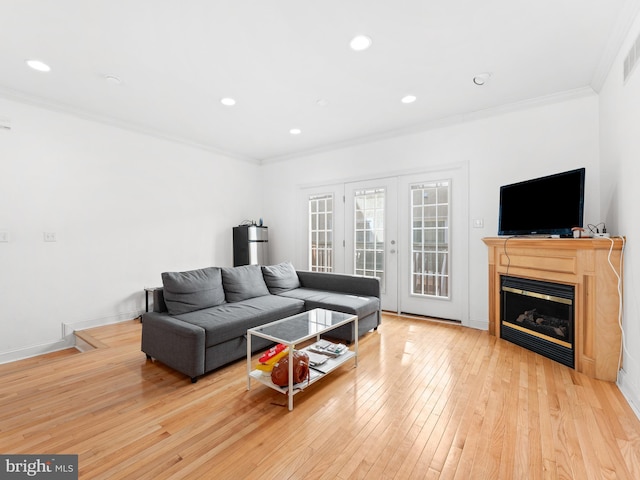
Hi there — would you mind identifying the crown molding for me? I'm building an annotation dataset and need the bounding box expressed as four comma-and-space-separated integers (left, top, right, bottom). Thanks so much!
1, 85, 598, 167
259, 87, 597, 165
0, 87, 260, 164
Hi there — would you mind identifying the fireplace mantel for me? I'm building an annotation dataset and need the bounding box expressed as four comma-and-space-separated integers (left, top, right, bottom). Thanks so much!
483, 237, 624, 381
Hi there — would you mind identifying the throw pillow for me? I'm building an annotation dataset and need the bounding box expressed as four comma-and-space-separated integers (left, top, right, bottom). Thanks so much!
262, 261, 301, 294
221, 265, 270, 302
162, 267, 226, 315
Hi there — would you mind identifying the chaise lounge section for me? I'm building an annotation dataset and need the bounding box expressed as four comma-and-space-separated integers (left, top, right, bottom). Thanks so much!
141, 262, 381, 382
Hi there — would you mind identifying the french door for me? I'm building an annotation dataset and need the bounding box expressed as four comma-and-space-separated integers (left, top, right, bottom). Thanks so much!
344, 179, 398, 311
397, 168, 468, 321
301, 165, 468, 322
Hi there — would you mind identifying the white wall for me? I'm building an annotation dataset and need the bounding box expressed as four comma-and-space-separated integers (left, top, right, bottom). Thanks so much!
261, 93, 601, 328
599, 13, 640, 415
0, 98, 261, 361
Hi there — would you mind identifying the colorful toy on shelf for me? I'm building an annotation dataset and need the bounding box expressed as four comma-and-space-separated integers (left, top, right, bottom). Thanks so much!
256, 345, 289, 372
258, 343, 287, 363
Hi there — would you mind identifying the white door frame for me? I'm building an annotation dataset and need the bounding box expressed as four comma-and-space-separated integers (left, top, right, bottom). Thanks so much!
397, 164, 469, 323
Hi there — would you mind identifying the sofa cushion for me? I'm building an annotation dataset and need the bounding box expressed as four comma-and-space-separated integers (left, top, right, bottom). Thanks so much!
222, 265, 270, 302
174, 295, 305, 347
278, 288, 380, 319
161, 267, 226, 315
262, 261, 301, 294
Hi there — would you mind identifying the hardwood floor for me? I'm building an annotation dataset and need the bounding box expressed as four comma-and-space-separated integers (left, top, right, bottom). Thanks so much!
1, 314, 639, 479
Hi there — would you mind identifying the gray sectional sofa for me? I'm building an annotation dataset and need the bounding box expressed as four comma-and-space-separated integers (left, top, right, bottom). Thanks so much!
141, 262, 381, 382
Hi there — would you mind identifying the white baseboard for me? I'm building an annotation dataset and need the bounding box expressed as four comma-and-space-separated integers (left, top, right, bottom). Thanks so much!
0, 310, 142, 365
0, 337, 77, 365
466, 318, 489, 330
617, 369, 640, 420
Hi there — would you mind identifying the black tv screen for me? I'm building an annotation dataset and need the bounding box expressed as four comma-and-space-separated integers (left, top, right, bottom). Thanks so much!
498, 168, 585, 237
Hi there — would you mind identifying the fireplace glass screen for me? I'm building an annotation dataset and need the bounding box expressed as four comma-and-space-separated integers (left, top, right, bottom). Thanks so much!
501, 276, 574, 368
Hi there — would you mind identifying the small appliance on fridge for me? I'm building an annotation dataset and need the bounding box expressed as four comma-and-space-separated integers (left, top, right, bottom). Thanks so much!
233, 225, 269, 266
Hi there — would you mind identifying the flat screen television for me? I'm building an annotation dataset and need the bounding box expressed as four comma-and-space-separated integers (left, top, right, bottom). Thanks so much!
498, 168, 585, 237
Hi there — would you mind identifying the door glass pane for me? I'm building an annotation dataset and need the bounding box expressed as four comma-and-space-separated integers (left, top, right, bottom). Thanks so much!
354, 188, 385, 284
412, 189, 423, 206
410, 181, 450, 298
413, 206, 423, 228
309, 193, 333, 272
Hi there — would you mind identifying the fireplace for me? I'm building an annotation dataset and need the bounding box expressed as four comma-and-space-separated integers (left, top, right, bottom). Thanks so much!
484, 237, 624, 381
500, 275, 574, 368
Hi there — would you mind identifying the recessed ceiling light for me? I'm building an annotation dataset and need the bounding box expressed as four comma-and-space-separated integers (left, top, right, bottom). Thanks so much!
220, 97, 236, 106
25, 59, 51, 72
473, 73, 491, 86
350, 35, 372, 51
289, 128, 302, 135
104, 75, 122, 85
401, 95, 417, 104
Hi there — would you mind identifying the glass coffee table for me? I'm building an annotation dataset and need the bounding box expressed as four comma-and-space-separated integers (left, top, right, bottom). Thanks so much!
247, 308, 358, 411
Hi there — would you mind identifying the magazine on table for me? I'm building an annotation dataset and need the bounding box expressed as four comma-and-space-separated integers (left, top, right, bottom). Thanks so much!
307, 339, 348, 357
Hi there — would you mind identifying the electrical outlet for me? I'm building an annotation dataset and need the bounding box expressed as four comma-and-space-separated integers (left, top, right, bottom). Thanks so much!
0, 231, 8, 242
472, 218, 484, 228
43, 232, 57, 242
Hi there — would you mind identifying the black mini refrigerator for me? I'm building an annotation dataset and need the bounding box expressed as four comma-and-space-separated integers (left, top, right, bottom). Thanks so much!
233, 225, 269, 266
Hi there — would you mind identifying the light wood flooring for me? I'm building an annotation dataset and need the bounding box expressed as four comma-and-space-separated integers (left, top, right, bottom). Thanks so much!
1, 314, 639, 479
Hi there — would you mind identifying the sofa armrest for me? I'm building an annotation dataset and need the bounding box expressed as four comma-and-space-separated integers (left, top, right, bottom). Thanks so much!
152, 288, 168, 313
141, 312, 206, 380
296, 270, 381, 298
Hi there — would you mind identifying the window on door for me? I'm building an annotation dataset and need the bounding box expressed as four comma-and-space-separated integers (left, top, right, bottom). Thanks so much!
354, 188, 385, 283
410, 181, 449, 298
308, 193, 334, 272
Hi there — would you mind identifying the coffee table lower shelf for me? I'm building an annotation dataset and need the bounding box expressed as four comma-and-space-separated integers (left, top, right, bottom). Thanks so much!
249, 349, 356, 400
246, 308, 358, 411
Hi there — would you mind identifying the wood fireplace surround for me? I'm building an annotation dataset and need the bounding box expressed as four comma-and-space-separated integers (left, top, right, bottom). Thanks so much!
483, 237, 624, 382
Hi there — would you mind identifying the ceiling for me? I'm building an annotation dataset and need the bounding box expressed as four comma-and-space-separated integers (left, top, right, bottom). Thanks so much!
0, 1, 637, 163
